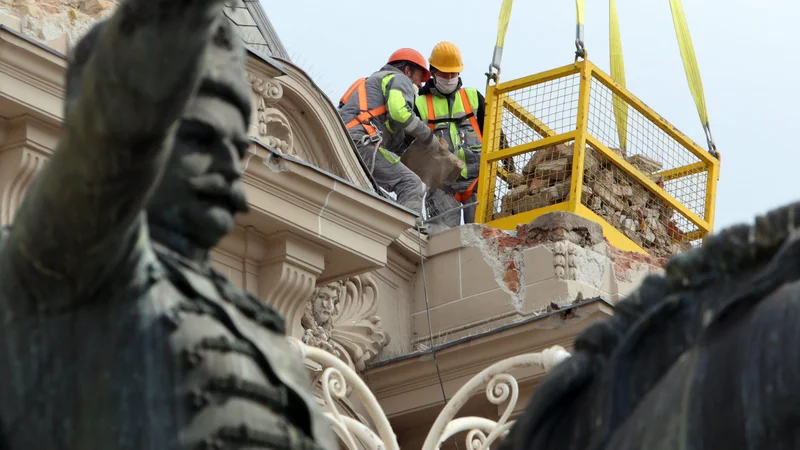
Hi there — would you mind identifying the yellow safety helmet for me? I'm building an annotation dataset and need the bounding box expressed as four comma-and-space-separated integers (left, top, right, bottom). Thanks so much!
428, 41, 463, 73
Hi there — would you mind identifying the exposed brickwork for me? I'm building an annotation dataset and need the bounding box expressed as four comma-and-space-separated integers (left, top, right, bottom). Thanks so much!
478, 226, 524, 297
607, 239, 666, 282
503, 260, 520, 293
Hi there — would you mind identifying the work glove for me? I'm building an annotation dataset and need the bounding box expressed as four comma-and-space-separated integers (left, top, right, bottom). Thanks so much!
437, 136, 451, 153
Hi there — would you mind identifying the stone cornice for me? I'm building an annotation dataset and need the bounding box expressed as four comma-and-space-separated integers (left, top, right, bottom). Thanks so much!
0, 27, 66, 126
246, 49, 285, 79
239, 140, 416, 284
391, 230, 428, 263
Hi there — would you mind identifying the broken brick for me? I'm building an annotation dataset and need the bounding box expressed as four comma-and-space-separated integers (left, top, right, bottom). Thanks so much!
503, 268, 520, 293
592, 182, 626, 212
516, 193, 551, 214
534, 158, 571, 181
522, 143, 573, 174
506, 185, 529, 202
529, 177, 548, 192
627, 154, 663, 174
505, 171, 527, 187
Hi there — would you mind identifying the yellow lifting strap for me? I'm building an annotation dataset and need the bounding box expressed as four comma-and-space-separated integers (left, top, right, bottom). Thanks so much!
609, 0, 628, 151
668, 0, 718, 156
575, 0, 586, 58
488, 0, 514, 83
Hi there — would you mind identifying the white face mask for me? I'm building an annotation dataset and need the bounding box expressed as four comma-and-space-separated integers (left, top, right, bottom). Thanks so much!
434, 75, 459, 95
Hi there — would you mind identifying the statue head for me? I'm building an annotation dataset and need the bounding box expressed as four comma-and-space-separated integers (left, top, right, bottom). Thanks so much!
66, 17, 253, 255
144, 18, 253, 252
312, 284, 339, 326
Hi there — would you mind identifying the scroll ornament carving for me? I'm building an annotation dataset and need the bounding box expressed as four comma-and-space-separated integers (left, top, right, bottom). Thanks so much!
247, 74, 296, 158
289, 338, 571, 450
301, 274, 390, 372
248, 73, 283, 105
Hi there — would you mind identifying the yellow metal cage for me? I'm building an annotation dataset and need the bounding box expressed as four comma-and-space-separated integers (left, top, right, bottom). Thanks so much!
475, 60, 720, 257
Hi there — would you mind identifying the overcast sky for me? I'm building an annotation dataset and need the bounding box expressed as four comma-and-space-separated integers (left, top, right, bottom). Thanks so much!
265, 0, 799, 232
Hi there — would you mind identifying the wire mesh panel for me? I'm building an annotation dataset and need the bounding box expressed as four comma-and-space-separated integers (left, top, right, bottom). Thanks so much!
477, 60, 719, 258
493, 141, 575, 219
491, 74, 581, 147
588, 79, 707, 213
581, 144, 695, 256
485, 69, 581, 222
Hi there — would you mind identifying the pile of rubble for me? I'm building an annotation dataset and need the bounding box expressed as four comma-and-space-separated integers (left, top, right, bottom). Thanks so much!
497, 143, 575, 217
496, 143, 692, 258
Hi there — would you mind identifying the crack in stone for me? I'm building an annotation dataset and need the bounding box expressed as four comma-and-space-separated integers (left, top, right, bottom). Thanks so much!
461, 224, 526, 312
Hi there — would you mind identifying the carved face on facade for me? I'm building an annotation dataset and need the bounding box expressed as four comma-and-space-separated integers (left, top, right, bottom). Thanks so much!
146, 20, 253, 250
313, 285, 339, 326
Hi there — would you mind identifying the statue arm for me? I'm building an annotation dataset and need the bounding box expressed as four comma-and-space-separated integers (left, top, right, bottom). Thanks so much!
5, 0, 226, 293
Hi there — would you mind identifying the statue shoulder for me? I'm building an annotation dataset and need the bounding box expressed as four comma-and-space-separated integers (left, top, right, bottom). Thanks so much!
151, 242, 286, 333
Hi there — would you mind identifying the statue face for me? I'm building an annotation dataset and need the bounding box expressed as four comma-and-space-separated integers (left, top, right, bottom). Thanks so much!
147, 94, 251, 249
313, 286, 338, 325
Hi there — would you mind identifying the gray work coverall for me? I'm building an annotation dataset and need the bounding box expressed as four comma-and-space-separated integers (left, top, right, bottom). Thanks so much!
339, 64, 436, 213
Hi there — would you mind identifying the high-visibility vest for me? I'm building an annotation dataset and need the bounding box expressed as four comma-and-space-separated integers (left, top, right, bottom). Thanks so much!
339, 78, 387, 138
415, 87, 482, 202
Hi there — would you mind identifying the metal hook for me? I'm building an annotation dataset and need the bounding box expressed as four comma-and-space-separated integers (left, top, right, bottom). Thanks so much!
575, 24, 586, 60
486, 63, 501, 87
704, 124, 719, 158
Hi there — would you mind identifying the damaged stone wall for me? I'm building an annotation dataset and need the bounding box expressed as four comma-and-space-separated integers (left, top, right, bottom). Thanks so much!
1, 0, 116, 52
496, 142, 695, 259
471, 211, 665, 308
411, 211, 664, 347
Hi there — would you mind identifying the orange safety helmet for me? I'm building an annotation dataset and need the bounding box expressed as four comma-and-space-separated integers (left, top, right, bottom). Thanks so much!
388, 48, 432, 82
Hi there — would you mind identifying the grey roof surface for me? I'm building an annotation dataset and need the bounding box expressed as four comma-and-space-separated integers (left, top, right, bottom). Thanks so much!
224, 0, 290, 60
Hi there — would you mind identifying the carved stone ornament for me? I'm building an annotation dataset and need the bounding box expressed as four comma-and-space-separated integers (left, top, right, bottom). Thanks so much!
247, 73, 296, 157
301, 274, 390, 372
247, 72, 283, 105
553, 240, 578, 280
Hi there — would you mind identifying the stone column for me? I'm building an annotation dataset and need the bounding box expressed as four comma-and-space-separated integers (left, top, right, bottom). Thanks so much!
0, 118, 55, 225
257, 231, 329, 338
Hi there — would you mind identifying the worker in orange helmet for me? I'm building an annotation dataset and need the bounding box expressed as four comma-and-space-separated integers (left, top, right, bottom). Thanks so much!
413, 41, 486, 233
338, 48, 448, 215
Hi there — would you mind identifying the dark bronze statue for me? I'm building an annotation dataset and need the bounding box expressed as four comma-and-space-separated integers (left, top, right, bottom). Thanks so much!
498, 201, 800, 449
0, 0, 335, 448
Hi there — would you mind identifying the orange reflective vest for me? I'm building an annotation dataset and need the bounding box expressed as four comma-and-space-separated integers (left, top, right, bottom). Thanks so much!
339, 78, 387, 138
424, 89, 483, 143
422, 89, 481, 204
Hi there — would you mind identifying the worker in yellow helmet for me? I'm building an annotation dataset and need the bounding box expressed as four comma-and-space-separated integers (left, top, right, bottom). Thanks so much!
413, 41, 485, 232
339, 48, 448, 215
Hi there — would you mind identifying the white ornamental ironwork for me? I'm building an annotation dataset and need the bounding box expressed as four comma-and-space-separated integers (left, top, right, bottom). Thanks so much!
288, 338, 571, 450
